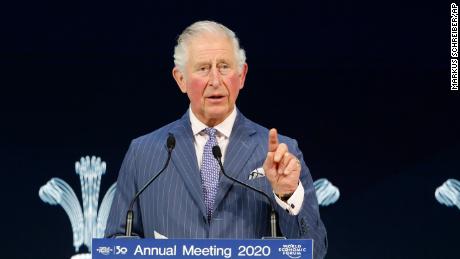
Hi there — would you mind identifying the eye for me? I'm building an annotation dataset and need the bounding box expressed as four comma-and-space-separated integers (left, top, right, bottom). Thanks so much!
218, 63, 230, 73
199, 66, 210, 72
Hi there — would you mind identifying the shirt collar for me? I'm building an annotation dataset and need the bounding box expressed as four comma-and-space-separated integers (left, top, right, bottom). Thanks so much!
189, 106, 237, 138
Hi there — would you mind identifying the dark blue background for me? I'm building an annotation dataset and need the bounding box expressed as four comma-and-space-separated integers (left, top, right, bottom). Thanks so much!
1, 1, 459, 258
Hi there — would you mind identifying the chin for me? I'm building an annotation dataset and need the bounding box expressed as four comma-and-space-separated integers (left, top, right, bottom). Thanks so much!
205, 107, 230, 120
207, 104, 228, 113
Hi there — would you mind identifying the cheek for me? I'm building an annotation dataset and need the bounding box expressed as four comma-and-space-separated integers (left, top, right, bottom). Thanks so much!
227, 75, 243, 96
187, 78, 207, 100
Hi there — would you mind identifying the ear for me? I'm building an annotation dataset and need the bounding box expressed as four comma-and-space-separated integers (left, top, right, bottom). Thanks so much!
238, 63, 248, 90
172, 67, 187, 93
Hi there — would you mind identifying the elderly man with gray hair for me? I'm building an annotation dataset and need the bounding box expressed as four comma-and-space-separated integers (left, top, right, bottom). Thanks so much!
106, 20, 327, 258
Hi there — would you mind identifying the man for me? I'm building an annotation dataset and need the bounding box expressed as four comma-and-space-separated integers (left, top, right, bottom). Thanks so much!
105, 20, 327, 257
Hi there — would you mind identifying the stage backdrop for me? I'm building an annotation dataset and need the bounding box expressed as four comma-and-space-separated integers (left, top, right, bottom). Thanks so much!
1, 1, 459, 258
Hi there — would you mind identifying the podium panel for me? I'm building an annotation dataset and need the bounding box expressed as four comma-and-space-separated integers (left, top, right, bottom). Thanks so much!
92, 238, 313, 259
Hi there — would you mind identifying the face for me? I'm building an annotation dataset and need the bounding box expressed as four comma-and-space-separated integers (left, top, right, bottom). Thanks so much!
173, 33, 248, 126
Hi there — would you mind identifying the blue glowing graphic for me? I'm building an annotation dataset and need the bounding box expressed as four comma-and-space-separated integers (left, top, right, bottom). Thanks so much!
435, 179, 460, 210
314, 178, 340, 206
39, 156, 116, 258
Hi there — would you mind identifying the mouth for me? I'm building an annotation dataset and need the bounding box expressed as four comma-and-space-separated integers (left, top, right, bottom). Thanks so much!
206, 95, 226, 100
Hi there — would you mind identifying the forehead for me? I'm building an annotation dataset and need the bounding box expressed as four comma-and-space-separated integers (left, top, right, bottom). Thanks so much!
187, 33, 236, 63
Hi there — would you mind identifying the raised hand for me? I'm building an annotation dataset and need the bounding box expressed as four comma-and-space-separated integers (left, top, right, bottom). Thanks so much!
263, 128, 301, 197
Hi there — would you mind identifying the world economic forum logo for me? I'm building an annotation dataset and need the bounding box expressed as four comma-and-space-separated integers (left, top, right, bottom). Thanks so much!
279, 244, 309, 259
95, 246, 128, 256
95, 246, 113, 256
39, 156, 117, 259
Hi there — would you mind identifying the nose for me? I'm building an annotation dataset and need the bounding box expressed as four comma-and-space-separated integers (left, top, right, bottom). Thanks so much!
208, 66, 221, 87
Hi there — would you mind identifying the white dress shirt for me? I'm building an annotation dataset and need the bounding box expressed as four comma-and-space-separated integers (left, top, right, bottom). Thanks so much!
189, 107, 304, 215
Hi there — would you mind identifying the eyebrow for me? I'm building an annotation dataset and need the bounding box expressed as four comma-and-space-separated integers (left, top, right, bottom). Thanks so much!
193, 62, 211, 68
216, 58, 232, 64
196, 59, 232, 67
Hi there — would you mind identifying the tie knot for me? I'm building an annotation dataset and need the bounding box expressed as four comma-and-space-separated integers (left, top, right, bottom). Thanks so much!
204, 127, 217, 137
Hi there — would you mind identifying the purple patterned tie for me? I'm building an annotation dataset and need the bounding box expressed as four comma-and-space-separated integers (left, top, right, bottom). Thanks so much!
200, 127, 220, 220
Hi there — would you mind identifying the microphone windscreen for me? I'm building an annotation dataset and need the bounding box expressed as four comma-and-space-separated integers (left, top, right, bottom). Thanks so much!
212, 145, 222, 159
167, 133, 176, 150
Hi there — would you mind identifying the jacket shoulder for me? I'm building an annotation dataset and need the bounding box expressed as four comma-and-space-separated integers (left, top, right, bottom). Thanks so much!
242, 114, 296, 145
131, 119, 181, 147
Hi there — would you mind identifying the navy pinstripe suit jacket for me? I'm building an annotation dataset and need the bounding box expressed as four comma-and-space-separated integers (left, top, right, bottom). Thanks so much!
105, 110, 327, 258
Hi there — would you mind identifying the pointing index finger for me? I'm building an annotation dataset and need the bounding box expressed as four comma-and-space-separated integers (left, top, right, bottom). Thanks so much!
268, 128, 279, 152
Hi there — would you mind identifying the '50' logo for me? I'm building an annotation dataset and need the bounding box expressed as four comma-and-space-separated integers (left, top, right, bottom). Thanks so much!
115, 246, 128, 255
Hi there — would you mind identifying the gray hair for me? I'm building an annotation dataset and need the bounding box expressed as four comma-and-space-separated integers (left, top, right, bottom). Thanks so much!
173, 20, 246, 73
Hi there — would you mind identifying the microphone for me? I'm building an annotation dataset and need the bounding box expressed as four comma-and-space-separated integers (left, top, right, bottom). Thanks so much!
123, 133, 176, 237
212, 145, 282, 238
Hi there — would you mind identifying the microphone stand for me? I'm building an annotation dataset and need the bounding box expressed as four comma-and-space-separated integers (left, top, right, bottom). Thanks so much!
118, 134, 175, 238
212, 146, 285, 239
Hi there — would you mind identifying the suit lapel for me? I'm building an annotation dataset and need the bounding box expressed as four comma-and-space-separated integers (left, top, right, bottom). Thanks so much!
213, 112, 258, 212
169, 112, 207, 218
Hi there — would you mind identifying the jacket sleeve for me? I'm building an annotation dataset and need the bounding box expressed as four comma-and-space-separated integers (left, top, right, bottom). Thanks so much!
275, 139, 328, 259
104, 140, 144, 237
